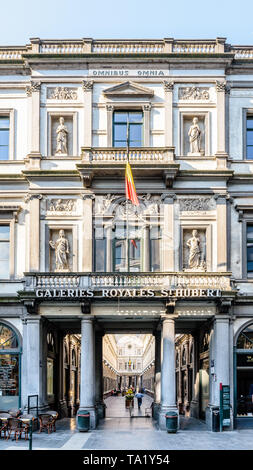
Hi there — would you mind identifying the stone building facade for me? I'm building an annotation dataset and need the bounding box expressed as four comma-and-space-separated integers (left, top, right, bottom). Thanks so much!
0, 37, 253, 430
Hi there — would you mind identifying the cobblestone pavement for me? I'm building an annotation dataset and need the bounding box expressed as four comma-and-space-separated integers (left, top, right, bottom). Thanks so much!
1, 395, 253, 450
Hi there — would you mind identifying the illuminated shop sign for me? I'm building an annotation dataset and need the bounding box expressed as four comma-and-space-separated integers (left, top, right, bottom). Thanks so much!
35, 288, 221, 299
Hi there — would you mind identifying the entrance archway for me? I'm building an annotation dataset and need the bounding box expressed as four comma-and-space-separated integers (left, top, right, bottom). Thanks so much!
236, 323, 253, 419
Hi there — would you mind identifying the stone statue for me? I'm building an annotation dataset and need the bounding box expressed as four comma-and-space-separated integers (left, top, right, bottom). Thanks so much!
49, 229, 70, 271
55, 117, 68, 155
188, 117, 202, 155
186, 230, 201, 269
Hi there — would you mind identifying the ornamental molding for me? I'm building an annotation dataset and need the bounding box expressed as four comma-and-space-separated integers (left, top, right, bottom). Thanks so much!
103, 80, 154, 98
24, 193, 43, 203
26, 81, 41, 96
47, 87, 77, 100
94, 194, 161, 218
82, 80, 94, 92
179, 197, 215, 212
178, 86, 209, 100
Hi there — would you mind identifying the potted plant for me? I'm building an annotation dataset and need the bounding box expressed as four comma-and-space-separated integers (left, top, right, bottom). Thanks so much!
125, 388, 134, 408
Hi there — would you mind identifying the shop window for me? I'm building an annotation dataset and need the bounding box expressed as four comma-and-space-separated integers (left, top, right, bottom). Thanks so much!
246, 116, 253, 160
0, 116, 10, 160
0, 225, 10, 279
247, 224, 253, 273
236, 324, 253, 417
47, 358, 54, 396
0, 322, 20, 410
113, 111, 143, 147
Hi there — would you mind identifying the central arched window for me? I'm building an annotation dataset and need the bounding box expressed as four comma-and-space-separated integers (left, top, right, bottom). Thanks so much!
0, 322, 21, 410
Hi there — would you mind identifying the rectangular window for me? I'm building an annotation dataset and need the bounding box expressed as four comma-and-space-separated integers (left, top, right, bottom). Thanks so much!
150, 226, 161, 272
247, 224, 253, 272
0, 117, 10, 160
113, 224, 141, 272
0, 226, 10, 279
246, 117, 253, 159
94, 226, 106, 272
113, 111, 143, 147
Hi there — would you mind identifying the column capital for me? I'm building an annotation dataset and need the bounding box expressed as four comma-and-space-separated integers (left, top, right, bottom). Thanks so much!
106, 104, 114, 112
163, 80, 174, 92
82, 80, 94, 92
26, 81, 41, 97
214, 193, 228, 204
161, 193, 176, 204
215, 80, 230, 94
143, 103, 151, 112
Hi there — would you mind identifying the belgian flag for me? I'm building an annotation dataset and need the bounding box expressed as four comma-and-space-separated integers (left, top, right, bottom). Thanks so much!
125, 161, 139, 206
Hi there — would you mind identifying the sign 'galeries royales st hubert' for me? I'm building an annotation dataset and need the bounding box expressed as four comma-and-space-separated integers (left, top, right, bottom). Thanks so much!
1, 36, 253, 431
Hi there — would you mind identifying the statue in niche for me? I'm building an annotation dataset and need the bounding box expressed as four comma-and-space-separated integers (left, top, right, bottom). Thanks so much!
187, 117, 203, 155
186, 229, 205, 270
55, 117, 68, 155
49, 229, 70, 271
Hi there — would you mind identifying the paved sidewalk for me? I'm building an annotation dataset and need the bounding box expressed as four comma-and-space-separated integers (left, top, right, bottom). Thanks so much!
1, 395, 253, 450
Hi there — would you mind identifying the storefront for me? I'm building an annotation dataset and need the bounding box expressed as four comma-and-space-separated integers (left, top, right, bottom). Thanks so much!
0, 322, 21, 411
236, 324, 253, 418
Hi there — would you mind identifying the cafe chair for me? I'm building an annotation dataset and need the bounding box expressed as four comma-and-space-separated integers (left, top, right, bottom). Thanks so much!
8, 408, 22, 418
47, 411, 58, 432
0, 418, 8, 439
38, 414, 53, 434
6, 418, 22, 442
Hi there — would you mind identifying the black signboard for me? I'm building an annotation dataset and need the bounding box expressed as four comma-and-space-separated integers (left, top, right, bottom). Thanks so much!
237, 354, 253, 367
220, 384, 231, 430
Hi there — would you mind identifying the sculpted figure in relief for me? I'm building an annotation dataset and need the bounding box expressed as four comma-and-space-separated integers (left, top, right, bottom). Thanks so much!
186, 230, 201, 269
188, 117, 202, 155
49, 229, 70, 271
55, 117, 68, 155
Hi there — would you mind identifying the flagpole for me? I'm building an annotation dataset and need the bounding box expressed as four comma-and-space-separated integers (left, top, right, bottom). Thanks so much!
126, 120, 129, 272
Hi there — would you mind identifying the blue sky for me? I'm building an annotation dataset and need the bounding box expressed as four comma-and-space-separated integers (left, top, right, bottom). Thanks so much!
1, 0, 253, 45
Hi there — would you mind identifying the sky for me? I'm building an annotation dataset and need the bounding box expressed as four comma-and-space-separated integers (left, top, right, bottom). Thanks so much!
1, 0, 253, 45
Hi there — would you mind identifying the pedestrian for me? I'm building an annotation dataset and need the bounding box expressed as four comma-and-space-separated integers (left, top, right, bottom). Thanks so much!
135, 391, 144, 409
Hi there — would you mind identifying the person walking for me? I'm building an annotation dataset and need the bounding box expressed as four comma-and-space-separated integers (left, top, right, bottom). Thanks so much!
135, 391, 144, 410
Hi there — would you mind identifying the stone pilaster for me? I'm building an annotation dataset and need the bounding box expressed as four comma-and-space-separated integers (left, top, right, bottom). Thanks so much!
82, 80, 93, 148
21, 316, 47, 413
82, 195, 93, 271
143, 103, 151, 146
28, 194, 42, 272
163, 81, 174, 147
26, 81, 42, 168
215, 80, 229, 168
162, 194, 175, 271
106, 104, 114, 147
215, 194, 227, 271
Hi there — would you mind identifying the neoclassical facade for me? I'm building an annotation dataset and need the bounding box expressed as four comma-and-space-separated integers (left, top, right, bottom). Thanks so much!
1, 37, 253, 430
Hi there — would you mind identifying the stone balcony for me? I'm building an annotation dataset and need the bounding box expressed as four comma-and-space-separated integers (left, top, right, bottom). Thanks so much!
23, 271, 235, 293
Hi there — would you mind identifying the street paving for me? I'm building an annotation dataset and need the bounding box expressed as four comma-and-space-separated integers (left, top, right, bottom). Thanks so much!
1, 395, 253, 450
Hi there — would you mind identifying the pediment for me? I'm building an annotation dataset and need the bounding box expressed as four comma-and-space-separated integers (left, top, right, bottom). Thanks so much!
103, 81, 154, 98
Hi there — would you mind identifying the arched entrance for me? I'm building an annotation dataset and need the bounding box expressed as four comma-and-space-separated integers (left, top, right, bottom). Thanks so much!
0, 321, 21, 411
236, 323, 253, 418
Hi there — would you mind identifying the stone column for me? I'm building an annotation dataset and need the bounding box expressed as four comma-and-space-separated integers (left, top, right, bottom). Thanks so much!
82, 195, 93, 271
26, 81, 41, 169
82, 80, 93, 148
163, 81, 174, 148
159, 317, 178, 430
215, 194, 227, 271
95, 331, 105, 419
28, 194, 42, 272
154, 331, 161, 420
143, 104, 151, 147
21, 316, 47, 412
162, 194, 175, 271
78, 318, 96, 429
